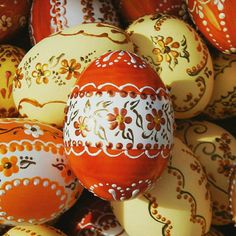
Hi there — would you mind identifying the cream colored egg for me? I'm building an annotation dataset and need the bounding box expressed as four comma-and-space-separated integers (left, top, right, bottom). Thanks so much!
127, 14, 214, 119
111, 137, 212, 236
13, 23, 134, 128
0, 45, 25, 118
176, 120, 236, 225
205, 52, 236, 119
4, 225, 67, 236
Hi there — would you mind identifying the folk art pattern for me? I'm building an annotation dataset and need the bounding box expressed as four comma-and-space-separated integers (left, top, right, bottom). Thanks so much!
64, 50, 175, 201
0, 118, 83, 225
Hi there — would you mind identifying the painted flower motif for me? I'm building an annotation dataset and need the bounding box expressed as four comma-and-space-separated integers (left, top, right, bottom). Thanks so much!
0, 15, 12, 31
0, 156, 19, 177
217, 159, 232, 177
74, 116, 90, 137
14, 67, 24, 88
24, 124, 44, 138
152, 35, 180, 69
32, 63, 51, 84
58, 59, 81, 80
146, 109, 165, 131
107, 107, 132, 131
61, 165, 73, 184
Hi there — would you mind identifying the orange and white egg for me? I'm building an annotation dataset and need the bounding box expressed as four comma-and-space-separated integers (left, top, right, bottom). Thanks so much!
126, 14, 214, 119
30, 0, 121, 44
176, 120, 236, 225
0, 45, 25, 118
0, 118, 83, 226
111, 137, 212, 236
13, 23, 134, 128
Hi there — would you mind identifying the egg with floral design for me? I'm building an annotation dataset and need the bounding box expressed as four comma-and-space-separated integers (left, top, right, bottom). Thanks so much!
13, 23, 134, 128
3, 225, 67, 236
30, 0, 120, 44
186, 0, 236, 54
111, 137, 212, 236
0, 45, 25, 118
176, 120, 236, 225
0, 0, 30, 42
0, 118, 83, 226
127, 14, 214, 119
64, 50, 175, 201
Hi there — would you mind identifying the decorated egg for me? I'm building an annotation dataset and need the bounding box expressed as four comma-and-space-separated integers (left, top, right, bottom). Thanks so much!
176, 120, 236, 225
30, 0, 120, 44
111, 137, 212, 236
60, 192, 128, 235
64, 50, 175, 201
3, 225, 67, 236
186, 0, 236, 54
0, 45, 25, 118
0, 118, 83, 225
205, 52, 236, 119
126, 14, 214, 119
205, 227, 224, 236
116, 0, 188, 24
13, 23, 134, 128
0, 0, 30, 42
229, 165, 236, 223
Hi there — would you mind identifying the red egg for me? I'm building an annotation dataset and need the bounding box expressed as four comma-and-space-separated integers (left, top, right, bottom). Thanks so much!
116, 0, 188, 23
0, 0, 30, 42
64, 50, 175, 201
187, 0, 236, 53
30, 0, 120, 44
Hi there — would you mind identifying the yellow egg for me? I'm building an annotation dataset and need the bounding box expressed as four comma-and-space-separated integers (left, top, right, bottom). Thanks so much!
0, 45, 25, 118
205, 52, 236, 119
111, 137, 212, 236
13, 23, 134, 128
3, 225, 67, 236
126, 14, 214, 119
176, 120, 236, 225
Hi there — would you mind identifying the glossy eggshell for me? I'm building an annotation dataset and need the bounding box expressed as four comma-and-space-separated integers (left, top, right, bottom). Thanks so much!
176, 120, 236, 225
187, 0, 236, 54
126, 14, 214, 119
117, 0, 188, 23
111, 137, 212, 236
205, 52, 236, 119
64, 50, 175, 201
3, 225, 67, 236
0, 45, 25, 118
30, 0, 120, 44
13, 23, 134, 128
229, 165, 236, 223
0, 0, 30, 42
0, 118, 83, 225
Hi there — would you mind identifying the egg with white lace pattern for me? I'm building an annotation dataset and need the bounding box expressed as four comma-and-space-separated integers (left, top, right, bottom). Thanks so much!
64, 50, 175, 201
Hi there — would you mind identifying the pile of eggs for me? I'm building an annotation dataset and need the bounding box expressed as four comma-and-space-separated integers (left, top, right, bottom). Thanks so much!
0, 0, 235, 235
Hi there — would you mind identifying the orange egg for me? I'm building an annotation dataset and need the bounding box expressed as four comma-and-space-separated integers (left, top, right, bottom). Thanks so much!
64, 50, 175, 201
0, 118, 83, 225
